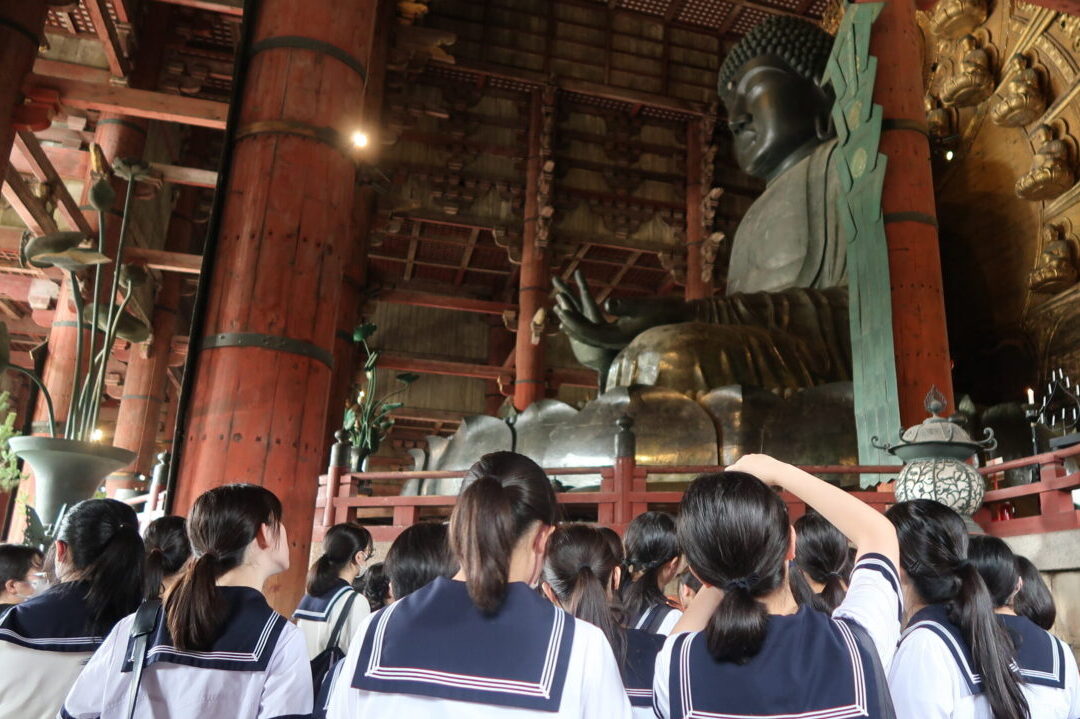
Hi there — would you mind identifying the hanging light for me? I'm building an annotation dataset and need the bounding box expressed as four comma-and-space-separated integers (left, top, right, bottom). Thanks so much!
944, 150, 955, 161
351, 130, 369, 149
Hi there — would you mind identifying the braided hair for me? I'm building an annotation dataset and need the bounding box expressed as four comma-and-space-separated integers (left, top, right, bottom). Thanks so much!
717, 16, 835, 105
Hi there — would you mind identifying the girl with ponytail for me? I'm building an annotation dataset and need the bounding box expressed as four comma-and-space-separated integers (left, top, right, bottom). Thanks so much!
0, 498, 144, 719
887, 499, 1029, 719
794, 510, 853, 613
294, 523, 372, 659
1013, 554, 1056, 631
968, 535, 1079, 718
61, 484, 312, 719
621, 511, 683, 634
542, 524, 665, 718
327, 451, 632, 718
653, 455, 900, 719
143, 515, 192, 600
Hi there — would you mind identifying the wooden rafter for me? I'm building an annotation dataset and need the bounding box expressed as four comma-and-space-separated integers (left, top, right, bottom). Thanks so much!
2, 168, 58, 237
455, 227, 481, 285
84, 0, 131, 77
561, 245, 589, 281
13, 130, 94, 235
126, 248, 203, 274
403, 222, 420, 282
377, 288, 513, 315
597, 251, 643, 303
10, 144, 218, 188
152, 0, 244, 15
372, 253, 510, 276
378, 351, 595, 388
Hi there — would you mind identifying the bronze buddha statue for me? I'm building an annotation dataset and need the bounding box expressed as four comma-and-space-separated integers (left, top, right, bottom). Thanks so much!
990, 54, 1046, 127
1029, 224, 1078, 294
941, 35, 995, 108
1016, 125, 1075, 201
554, 17, 849, 396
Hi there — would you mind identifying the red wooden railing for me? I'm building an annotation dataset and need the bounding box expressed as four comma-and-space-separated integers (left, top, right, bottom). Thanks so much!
316, 442, 1080, 543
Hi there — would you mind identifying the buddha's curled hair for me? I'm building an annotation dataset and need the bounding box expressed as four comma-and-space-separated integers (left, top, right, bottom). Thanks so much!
717, 16, 835, 103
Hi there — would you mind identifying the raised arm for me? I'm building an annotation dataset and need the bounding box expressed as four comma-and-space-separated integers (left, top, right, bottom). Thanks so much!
728, 454, 898, 568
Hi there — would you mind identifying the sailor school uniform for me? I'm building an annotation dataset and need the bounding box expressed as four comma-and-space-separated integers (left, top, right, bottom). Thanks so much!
1002, 614, 1080, 719
0, 583, 108, 719
325, 576, 632, 718
623, 628, 665, 719
653, 552, 903, 719
632, 602, 684, 636
60, 586, 313, 719
293, 579, 370, 660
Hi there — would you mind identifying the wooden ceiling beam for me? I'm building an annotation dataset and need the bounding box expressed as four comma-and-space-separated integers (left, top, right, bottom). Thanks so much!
0, 275, 35, 302
25, 74, 228, 129
371, 253, 511, 276
152, 0, 244, 15
597, 250, 643, 303
376, 288, 514, 315
378, 351, 595, 388
126, 247, 203, 274
403, 221, 420, 282
13, 130, 94, 236
84, 0, 132, 78
389, 406, 465, 425
455, 227, 481, 285
9, 144, 218, 188
2, 168, 58, 237
2, 315, 52, 337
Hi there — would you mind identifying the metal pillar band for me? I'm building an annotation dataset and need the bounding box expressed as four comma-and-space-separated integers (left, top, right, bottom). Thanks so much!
884, 211, 939, 228
198, 331, 334, 369
234, 119, 351, 158
250, 36, 368, 82
882, 118, 929, 137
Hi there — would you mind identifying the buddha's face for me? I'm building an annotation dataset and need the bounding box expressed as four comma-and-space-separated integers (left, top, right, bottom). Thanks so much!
724, 56, 834, 180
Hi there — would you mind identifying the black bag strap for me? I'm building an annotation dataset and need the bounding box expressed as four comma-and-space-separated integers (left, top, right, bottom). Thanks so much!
326, 591, 358, 652
124, 599, 162, 719
639, 604, 673, 634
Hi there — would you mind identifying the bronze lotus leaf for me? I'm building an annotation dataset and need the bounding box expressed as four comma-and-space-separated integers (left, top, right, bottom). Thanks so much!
25, 232, 111, 271
119, 264, 150, 288
80, 303, 152, 343
112, 158, 163, 191
88, 177, 116, 213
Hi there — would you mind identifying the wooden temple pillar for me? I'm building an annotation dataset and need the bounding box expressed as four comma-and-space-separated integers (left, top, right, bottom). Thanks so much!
173, 0, 378, 613
864, 0, 955, 423
106, 189, 195, 495
31, 115, 149, 437
684, 118, 712, 301
513, 89, 551, 411
0, 0, 47, 184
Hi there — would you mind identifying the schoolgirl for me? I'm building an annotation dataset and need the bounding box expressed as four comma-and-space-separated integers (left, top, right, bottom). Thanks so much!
384, 521, 458, 600
794, 509, 852, 612
0, 544, 44, 609
60, 484, 312, 719
1014, 554, 1056, 631
542, 523, 665, 719
142, 515, 192, 599
327, 451, 632, 718
887, 499, 1030, 719
653, 454, 901, 719
968, 535, 1080, 718
294, 523, 373, 660
621, 511, 683, 634
356, 562, 390, 612
0, 499, 143, 719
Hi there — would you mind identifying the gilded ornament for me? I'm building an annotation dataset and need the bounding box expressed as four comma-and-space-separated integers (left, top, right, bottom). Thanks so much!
989, 54, 1047, 127
929, 0, 988, 39
1029, 223, 1079, 293
925, 95, 956, 138
941, 35, 995, 108
1016, 125, 1075, 200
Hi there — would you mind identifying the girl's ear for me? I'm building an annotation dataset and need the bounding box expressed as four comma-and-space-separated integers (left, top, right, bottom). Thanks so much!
54, 540, 69, 566
786, 525, 797, 562
611, 565, 622, 593
540, 581, 560, 607
353, 551, 365, 568
254, 523, 272, 550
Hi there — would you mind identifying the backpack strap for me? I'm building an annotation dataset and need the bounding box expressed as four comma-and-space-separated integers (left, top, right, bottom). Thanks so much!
124, 599, 162, 719
639, 604, 674, 634
327, 591, 358, 652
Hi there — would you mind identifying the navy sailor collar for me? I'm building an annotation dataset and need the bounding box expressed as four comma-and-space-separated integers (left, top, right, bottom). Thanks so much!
293, 579, 353, 622
903, 603, 984, 695
122, 586, 287, 672
999, 613, 1068, 689
623, 628, 664, 708
668, 606, 885, 718
352, 576, 576, 711
0, 582, 104, 653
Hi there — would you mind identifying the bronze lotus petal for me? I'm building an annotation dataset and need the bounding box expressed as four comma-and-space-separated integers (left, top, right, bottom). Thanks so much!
81, 304, 151, 343
119, 264, 149, 288
25, 232, 110, 271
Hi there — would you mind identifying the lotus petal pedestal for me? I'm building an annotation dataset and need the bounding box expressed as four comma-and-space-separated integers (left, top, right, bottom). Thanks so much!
8, 437, 135, 527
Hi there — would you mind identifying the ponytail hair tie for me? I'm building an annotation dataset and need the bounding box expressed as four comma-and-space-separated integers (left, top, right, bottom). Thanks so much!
825, 570, 844, 579
724, 574, 759, 592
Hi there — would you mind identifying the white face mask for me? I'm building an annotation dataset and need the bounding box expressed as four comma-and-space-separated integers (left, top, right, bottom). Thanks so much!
23, 572, 49, 598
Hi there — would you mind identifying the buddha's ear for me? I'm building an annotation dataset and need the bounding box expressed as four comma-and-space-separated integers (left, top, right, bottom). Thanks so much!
815, 84, 836, 141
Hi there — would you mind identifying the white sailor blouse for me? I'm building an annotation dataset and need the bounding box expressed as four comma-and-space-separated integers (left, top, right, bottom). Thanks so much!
0, 583, 107, 719
60, 586, 313, 719
653, 552, 904, 719
1000, 613, 1080, 719
293, 579, 370, 660
325, 576, 633, 718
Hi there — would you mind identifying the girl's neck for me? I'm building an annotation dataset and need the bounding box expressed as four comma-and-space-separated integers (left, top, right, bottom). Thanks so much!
217, 563, 272, 592
338, 564, 357, 584
995, 606, 1017, 616
762, 583, 799, 616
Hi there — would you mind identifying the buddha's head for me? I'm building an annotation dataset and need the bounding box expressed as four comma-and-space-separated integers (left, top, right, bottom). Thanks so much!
718, 16, 836, 181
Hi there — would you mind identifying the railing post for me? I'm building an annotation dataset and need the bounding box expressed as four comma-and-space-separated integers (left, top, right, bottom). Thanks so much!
147, 452, 169, 513
323, 430, 350, 529
613, 415, 636, 532
1039, 458, 1071, 516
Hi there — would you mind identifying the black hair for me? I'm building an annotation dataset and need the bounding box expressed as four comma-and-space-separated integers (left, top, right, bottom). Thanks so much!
621, 511, 679, 623
143, 516, 192, 600
307, 523, 373, 597
0, 544, 43, 593
385, 522, 458, 599
56, 498, 145, 636
166, 484, 282, 651
543, 524, 627, 670
449, 451, 559, 614
887, 500, 1029, 719
679, 568, 702, 594
357, 562, 391, 612
968, 535, 1020, 609
597, 526, 625, 566
1013, 554, 1056, 631
678, 472, 790, 663
717, 15, 835, 103
794, 510, 851, 613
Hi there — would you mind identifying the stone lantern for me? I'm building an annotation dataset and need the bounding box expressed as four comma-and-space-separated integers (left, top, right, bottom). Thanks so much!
873, 387, 996, 517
